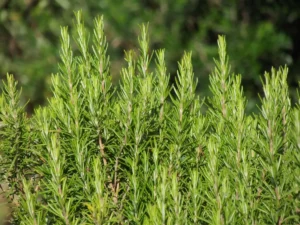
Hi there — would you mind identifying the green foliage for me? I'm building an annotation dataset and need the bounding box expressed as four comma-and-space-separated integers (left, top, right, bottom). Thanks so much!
0, 12, 299, 224
0, 0, 296, 112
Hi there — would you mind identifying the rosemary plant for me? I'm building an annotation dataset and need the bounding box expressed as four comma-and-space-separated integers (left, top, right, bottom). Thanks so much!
0, 11, 299, 224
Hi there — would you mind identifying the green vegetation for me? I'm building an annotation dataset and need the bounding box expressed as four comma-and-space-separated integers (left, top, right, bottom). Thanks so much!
1, 0, 299, 113
0, 12, 299, 224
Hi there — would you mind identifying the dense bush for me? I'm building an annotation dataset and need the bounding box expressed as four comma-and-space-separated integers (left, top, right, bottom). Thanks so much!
0, 12, 299, 224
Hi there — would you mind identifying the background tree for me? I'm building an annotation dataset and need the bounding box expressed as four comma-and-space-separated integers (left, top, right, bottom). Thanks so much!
1, 0, 300, 113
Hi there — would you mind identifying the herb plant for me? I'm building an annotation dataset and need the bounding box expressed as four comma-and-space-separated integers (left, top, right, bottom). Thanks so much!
0, 12, 299, 224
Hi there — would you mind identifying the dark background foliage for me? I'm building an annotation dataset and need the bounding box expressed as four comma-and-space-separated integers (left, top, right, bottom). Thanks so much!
1, 0, 299, 113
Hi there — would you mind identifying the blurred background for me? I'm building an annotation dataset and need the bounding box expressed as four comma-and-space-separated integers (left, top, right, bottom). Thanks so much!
0, 0, 300, 114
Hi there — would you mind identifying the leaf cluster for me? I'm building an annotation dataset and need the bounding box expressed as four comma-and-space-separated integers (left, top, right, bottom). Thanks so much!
0, 12, 299, 224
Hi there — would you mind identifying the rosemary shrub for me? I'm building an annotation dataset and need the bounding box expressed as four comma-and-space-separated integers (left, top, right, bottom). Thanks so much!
0, 12, 299, 224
